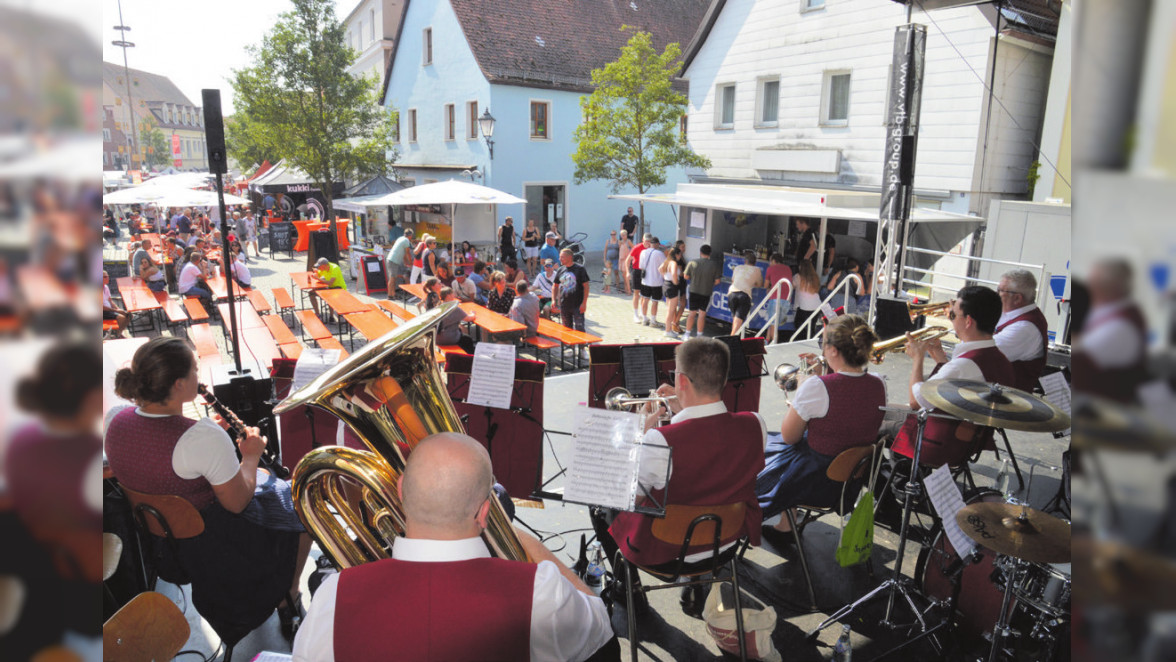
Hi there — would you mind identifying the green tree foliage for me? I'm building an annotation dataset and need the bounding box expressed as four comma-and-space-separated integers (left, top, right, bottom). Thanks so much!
138, 116, 170, 169
572, 28, 710, 237
229, 0, 397, 225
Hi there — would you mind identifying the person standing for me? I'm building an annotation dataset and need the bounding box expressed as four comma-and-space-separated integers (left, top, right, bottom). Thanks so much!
727, 250, 762, 336
993, 269, 1048, 393
620, 207, 638, 238
498, 217, 518, 262
792, 261, 822, 340
682, 245, 720, 339
409, 234, 430, 285
420, 236, 439, 281
552, 249, 591, 356
604, 231, 620, 291
794, 218, 817, 268
174, 208, 193, 244
763, 253, 794, 343
241, 211, 259, 259
660, 247, 686, 337
628, 235, 650, 323
617, 230, 634, 295
1072, 257, 1147, 403
638, 238, 667, 327
385, 228, 414, 298
522, 219, 541, 275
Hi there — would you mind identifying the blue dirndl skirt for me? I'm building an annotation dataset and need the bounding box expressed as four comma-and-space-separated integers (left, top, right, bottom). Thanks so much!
241, 468, 306, 532
755, 433, 841, 520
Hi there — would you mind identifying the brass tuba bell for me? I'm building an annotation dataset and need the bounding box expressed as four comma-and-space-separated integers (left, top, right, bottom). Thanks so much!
273, 302, 528, 568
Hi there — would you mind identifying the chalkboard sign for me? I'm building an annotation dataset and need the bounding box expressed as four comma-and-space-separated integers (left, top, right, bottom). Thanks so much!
269, 222, 294, 257
360, 255, 387, 295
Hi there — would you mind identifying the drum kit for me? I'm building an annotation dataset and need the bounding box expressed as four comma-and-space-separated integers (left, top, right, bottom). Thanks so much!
808, 378, 1073, 662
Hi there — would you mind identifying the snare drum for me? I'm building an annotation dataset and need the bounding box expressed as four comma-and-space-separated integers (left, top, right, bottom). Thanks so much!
998, 557, 1071, 619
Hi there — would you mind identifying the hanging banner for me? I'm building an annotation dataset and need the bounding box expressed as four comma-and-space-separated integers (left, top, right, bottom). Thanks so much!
879, 24, 927, 223
171, 133, 182, 157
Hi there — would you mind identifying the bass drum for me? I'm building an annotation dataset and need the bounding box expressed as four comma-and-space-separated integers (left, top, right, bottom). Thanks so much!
916, 488, 1005, 642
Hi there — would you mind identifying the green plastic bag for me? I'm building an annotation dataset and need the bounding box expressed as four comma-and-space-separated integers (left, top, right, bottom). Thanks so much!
835, 489, 874, 567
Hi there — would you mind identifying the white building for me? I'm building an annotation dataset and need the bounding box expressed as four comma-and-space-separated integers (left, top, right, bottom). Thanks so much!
342, 0, 406, 92
680, 0, 1060, 217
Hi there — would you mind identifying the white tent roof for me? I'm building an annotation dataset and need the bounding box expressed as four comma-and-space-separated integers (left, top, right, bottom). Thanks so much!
103, 185, 248, 206
358, 179, 526, 207
610, 183, 983, 224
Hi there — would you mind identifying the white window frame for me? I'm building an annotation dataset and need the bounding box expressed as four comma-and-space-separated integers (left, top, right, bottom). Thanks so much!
467, 101, 479, 140
348, 31, 354, 50
529, 99, 552, 141
714, 83, 736, 129
358, 20, 364, 49
102, 128, 111, 142
443, 103, 455, 141
820, 70, 852, 127
369, 9, 375, 41
754, 76, 780, 128
422, 27, 433, 65
408, 108, 418, 143
800, 0, 826, 12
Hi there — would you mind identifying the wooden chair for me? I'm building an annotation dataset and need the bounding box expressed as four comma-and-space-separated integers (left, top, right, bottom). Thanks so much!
620, 503, 750, 662
782, 443, 878, 610
103, 591, 190, 662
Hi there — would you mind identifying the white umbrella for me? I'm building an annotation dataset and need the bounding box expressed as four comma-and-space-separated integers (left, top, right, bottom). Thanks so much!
0, 137, 102, 182
103, 185, 248, 207
362, 179, 526, 206
139, 172, 215, 189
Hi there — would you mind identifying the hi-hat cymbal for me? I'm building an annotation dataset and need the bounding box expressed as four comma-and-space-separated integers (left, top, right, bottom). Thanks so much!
955, 501, 1070, 563
1072, 535, 1176, 611
1070, 394, 1176, 454
921, 379, 1071, 432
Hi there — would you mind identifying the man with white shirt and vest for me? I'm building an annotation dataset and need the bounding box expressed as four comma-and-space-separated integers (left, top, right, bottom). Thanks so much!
293, 432, 617, 662
993, 269, 1049, 392
1073, 257, 1148, 403
891, 285, 1014, 468
591, 337, 766, 617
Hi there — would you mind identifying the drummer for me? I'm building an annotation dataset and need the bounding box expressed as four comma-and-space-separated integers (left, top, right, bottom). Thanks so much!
891, 285, 1015, 468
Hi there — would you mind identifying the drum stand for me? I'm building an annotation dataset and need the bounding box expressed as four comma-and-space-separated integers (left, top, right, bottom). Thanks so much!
988, 556, 1025, 662
807, 409, 942, 644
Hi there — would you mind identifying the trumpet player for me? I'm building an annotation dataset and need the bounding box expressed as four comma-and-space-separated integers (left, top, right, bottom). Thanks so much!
891, 286, 1014, 468
589, 338, 766, 618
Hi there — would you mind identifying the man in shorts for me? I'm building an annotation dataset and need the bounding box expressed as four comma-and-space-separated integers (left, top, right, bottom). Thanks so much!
638, 237, 666, 327
682, 244, 720, 339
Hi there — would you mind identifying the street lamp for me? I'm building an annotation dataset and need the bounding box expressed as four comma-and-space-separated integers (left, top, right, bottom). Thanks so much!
477, 108, 495, 160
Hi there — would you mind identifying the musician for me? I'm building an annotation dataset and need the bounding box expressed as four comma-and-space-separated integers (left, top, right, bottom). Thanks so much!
756, 315, 885, 545
592, 338, 766, 616
993, 269, 1048, 392
892, 285, 1014, 468
293, 432, 616, 662
1072, 257, 1147, 403
104, 337, 311, 638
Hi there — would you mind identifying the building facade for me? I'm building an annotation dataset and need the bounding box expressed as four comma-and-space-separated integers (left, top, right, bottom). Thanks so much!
101, 62, 208, 171
342, 0, 406, 91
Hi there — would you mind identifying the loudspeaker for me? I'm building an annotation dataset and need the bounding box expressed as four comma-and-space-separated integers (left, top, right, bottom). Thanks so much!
201, 89, 228, 174
874, 295, 915, 340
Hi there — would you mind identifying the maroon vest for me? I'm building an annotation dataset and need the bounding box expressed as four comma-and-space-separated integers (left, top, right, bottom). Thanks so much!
892, 345, 1015, 468
807, 373, 887, 456
996, 307, 1049, 392
334, 557, 536, 662
1073, 303, 1148, 403
610, 411, 764, 567
104, 408, 216, 510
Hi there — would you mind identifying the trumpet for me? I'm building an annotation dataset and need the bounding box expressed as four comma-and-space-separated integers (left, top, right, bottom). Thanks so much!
869, 325, 953, 364
604, 386, 678, 412
908, 300, 952, 320
773, 356, 828, 393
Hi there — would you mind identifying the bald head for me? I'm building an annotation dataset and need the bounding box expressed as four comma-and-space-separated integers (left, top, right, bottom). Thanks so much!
401, 433, 493, 536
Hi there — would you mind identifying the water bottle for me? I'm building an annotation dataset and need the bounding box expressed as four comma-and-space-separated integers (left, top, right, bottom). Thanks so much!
832, 623, 852, 661
585, 541, 605, 596
993, 458, 1012, 501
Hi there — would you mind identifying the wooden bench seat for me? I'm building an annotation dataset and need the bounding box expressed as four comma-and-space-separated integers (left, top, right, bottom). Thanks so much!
522, 336, 560, 373
246, 289, 272, 315
187, 323, 220, 360
152, 291, 189, 326
272, 286, 296, 312
295, 309, 333, 341
536, 319, 601, 346
262, 315, 298, 346
278, 342, 303, 360
376, 300, 416, 322
183, 297, 209, 324
344, 310, 398, 341
240, 326, 282, 368
317, 336, 349, 358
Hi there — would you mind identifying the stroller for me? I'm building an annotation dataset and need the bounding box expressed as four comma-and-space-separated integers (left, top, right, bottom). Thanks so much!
559, 232, 587, 265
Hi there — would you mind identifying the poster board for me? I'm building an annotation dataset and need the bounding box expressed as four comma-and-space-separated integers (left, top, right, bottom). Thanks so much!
360, 255, 387, 294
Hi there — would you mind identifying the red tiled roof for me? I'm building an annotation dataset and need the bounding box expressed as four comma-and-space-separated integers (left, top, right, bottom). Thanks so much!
448, 0, 712, 92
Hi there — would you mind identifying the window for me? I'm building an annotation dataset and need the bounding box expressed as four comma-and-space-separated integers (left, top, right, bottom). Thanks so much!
358, 21, 364, 49
679, 114, 688, 143
370, 10, 375, 40
444, 103, 455, 141
422, 28, 432, 65
102, 128, 111, 142
530, 100, 550, 139
466, 101, 479, 139
820, 71, 851, 126
756, 76, 780, 127
801, 0, 825, 10
408, 108, 417, 143
348, 31, 353, 50
714, 83, 735, 129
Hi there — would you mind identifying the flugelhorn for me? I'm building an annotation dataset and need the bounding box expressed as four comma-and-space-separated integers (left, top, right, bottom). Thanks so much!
907, 300, 951, 319
604, 386, 678, 412
273, 303, 528, 569
869, 325, 953, 364
774, 356, 828, 393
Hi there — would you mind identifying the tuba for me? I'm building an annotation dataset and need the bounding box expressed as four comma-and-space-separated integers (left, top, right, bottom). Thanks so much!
273, 303, 528, 568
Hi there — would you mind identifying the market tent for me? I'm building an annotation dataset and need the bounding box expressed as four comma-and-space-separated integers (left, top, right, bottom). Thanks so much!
102, 185, 249, 207
0, 137, 102, 182
334, 175, 406, 213
250, 162, 344, 196
245, 160, 274, 183
346, 179, 525, 248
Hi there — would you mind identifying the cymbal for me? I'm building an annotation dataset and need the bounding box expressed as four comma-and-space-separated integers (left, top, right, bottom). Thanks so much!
955, 501, 1070, 563
1072, 535, 1176, 611
1071, 394, 1176, 454
921, 379, 1071, 432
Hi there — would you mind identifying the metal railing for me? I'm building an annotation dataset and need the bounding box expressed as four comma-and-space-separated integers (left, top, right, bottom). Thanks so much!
785, 274, 865, 344
738, 278, 792, 344
899, 247, 1045, 300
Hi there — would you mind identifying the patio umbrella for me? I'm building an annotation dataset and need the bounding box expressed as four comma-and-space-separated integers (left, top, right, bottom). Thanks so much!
356, 179, 525, 250
103, 185, 249, 207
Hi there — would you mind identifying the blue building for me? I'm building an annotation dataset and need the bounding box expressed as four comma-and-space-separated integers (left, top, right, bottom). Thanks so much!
380, 0, 710, 252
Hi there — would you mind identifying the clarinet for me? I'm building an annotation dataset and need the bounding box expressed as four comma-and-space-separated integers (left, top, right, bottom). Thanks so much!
197, 383, 290, 479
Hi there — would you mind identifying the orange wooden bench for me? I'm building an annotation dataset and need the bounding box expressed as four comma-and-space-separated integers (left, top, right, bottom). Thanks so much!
0, 316, 20, 334
246, 289, 272, 315
187, 323, 220, 360
295, 309, 333, 341
152, 291, 189, 327
278, 342, 303, 360
102, 319, 119, 337
272, 286, 297, 316
536, 318, 601, 371
376, 299, 417, 322
317, 336, 350, 358
183, 297, 209, 324
262, 315, 299, 346
522, 336, 560, 372
344, 310, 398, 341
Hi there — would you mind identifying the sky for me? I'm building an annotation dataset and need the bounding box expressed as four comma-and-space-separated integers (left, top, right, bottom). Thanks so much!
99, 0, 354, 115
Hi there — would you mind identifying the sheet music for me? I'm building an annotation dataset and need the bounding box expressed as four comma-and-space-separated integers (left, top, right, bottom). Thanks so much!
466, 343, 516, 410
621, 345, 658, 395
1138, 379, 1176, 434
564, 407, 644, 510
924, 465, 975, 560
1039, 371, 1071, 436
291, 348, 341, 393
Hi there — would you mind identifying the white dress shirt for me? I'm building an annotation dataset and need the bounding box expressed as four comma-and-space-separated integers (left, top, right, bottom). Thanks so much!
993, 304, 1045, 362
911, 339, 997, 411
1079, 300, 1146, 369
293, 537, 613, 662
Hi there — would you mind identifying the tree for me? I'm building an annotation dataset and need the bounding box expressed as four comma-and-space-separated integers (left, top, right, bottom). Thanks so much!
138, 116, 170, 169
230, 0, 398, 229
572, 28, 710, 239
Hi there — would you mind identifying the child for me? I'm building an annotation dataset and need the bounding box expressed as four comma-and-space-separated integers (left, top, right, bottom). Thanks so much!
602, 261, 613, 294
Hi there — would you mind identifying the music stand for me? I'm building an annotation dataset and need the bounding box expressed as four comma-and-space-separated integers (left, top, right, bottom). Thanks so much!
620, 345, 659, 397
